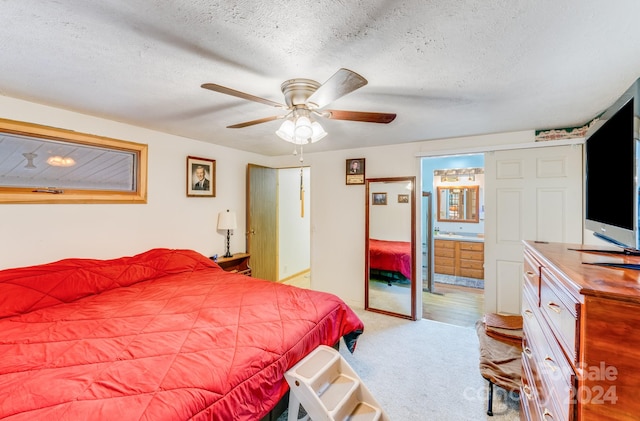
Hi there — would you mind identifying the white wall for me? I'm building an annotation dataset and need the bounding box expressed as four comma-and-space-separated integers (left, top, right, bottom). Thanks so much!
368, 181, 412, 241
0, 95, 268, 269
278, 167, 311, 279
1, 94, 543, 310
269, 131, 536, 309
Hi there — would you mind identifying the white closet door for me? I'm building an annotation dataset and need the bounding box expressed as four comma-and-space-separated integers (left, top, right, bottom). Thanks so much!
483, 144, 583, 314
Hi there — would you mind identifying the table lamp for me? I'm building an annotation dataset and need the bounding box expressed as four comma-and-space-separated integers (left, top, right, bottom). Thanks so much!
217, 209, 237, 258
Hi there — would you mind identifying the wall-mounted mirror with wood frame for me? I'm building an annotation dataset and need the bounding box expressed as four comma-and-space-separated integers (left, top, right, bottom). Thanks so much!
365, 176, 416, 320
436, 185, 479, 223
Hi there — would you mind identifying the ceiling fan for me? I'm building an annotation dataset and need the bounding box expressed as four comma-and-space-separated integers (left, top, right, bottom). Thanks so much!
201, 68, 396, 144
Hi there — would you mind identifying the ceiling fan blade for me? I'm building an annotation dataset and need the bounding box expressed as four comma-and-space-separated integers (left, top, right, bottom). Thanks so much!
324, 109, 396, 124
226, 115, 284, 128
201, 83, 285, 108
306, 68, 368, 109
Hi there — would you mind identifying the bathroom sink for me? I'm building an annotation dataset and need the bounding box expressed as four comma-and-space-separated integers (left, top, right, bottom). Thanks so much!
435, 233, 484, 242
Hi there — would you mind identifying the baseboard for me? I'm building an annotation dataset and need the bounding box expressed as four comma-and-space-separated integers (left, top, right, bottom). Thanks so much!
278, 269, 310, 283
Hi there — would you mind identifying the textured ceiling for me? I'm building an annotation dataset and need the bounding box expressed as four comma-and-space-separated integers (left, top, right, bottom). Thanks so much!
1, 1, 640, 156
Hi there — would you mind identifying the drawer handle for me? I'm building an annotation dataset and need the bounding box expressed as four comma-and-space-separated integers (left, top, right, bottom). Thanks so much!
544, 355, 558, 372
525, 270, 536, 278
523, 309, 534, 319
523, 347, 533, 358
547, 301, 562, 314
543, 408, 554, 420
522, 385, 533, 399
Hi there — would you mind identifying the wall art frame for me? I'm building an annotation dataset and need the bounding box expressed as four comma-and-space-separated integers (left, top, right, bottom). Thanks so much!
345, 158, 365, 185
187, 156, 216, 197
372, 192, 387, 205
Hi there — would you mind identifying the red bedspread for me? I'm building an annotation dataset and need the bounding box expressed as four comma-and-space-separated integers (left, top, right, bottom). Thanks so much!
0, 249, 363, 421
369, 238, 412, 280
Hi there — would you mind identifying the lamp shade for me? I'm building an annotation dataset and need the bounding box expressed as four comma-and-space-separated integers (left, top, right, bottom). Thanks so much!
294, 116, 313, 142
276, 116, 327, 145
217, 210, 237, 230
275, 119, 295, 142
310, 121, 327, 142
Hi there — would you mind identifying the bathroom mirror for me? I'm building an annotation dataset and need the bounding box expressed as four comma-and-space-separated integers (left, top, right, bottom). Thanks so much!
365, 176, 416, 320
436, 185, 479, 222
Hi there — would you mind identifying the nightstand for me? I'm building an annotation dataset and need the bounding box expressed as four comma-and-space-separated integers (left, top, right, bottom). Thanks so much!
214, 253, 251, 276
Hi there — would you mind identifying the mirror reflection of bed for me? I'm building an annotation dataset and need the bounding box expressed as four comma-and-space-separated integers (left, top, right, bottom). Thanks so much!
365, 177, 416, 320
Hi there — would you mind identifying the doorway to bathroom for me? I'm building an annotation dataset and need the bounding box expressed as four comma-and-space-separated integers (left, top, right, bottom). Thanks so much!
421, 154, 485, 327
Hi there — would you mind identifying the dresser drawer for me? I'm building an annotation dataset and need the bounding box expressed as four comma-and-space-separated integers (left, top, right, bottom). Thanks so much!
434, 264, 455, 275
523, 250, 541, 300
540, 268, 579, 364
460, 241, 483, 251
460, 259, 483, 270
459, 268, 484, 279
460, 249, 483, 261
523, 291, 575, 421
434, 256, 454, 267
435, 248, 455, 258
435, 239, 454, 249
521, 348, 543, 421
522, 285, 537, 324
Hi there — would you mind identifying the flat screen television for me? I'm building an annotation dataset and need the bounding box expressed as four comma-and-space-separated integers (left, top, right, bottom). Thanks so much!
584, 79, 640, 252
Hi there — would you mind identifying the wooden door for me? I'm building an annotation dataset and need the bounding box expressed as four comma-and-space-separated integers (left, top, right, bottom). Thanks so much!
247, 164, 278, 281
483, 144, 583, 314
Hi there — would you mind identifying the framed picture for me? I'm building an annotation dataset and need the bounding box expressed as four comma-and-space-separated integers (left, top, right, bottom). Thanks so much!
346, 158, 365, 185
372, 192, 387, 205
187, 156, 216, 197
398, 194, 409, 203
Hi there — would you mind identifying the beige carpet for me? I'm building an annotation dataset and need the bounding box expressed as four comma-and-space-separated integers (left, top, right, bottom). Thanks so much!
278, 307, 520, 420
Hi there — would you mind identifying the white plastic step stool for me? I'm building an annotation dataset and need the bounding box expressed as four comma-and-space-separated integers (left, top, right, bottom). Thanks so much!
284, 345, 389, 421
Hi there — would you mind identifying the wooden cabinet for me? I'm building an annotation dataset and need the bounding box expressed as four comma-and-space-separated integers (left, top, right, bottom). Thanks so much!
215, 253, 251, 276
434, 239, 484, 279
521, 241, 640, 421
434, 239, 455, 275
459, 241, 484, 278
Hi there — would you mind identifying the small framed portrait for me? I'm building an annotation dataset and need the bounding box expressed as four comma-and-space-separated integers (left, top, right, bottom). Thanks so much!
372, 192, 387, 205
187, 156, 216, 197
346, 158, 365, 185
398, 194, 409, 203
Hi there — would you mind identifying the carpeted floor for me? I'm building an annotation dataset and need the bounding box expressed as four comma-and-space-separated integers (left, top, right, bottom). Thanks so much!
277, 307, 520, 420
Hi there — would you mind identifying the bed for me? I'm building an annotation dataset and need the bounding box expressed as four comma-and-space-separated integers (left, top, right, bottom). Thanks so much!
0, 248, 363, 421
368, 238, 412, 283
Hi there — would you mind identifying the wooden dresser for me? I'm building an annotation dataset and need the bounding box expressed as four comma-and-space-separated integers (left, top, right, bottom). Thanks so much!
521, 241, 640, 421
434, 239, 484, 279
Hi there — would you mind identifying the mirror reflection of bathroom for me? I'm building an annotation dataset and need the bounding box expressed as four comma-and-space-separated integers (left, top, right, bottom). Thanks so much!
421, 154, 485, 328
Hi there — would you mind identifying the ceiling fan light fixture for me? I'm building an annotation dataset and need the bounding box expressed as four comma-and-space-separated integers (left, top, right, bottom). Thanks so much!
275, 119, 295, 142
202, 68, 396, 149
310, 121, 327, 143
294, 116, 313, 142
47, 156, 76, 167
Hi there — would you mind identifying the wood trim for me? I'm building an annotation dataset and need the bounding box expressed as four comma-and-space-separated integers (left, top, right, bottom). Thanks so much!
0, 117, 147, 204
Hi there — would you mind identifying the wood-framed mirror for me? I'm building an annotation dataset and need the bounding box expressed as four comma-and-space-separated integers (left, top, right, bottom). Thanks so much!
365, 176, 417, 320
436, 185, 479, 222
